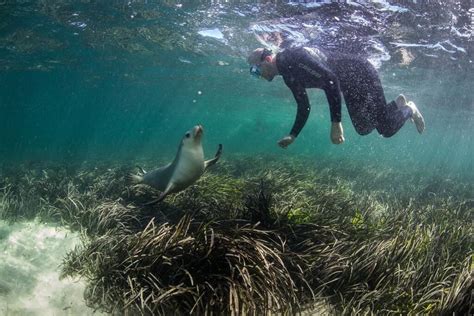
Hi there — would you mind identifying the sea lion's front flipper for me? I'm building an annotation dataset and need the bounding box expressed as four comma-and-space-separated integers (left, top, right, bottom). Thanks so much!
142, 183, 175, 206
142, 192, 167, 206
204, 144, 223, 170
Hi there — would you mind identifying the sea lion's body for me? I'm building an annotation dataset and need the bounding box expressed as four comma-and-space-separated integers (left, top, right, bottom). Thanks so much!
131, 125, 222, 204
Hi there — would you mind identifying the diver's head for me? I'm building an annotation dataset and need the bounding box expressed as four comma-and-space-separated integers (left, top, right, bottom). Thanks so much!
247, 48, 278, 81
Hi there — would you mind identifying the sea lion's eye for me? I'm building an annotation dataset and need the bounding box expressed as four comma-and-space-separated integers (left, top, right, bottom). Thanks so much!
185, 132, 191, 138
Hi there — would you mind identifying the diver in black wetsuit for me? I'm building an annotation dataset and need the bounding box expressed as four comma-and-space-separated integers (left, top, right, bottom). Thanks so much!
247, 47, 425, 148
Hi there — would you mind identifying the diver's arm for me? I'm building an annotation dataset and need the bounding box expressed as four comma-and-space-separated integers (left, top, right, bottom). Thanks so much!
323, 79, 344, 144
302, 52, 344, 144
289, 84, 311, 138
277, 84, 310, 148
323, 77, 342, 123
300, 52, 342, 124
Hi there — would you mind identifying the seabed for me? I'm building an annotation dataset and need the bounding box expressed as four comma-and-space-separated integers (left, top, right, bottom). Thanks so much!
0, 155, 472, 315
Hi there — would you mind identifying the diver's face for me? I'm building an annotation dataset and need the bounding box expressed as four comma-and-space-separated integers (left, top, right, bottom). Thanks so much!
249, 49, 275, 81
250, 59, 274, 81
259, 59, 275, 81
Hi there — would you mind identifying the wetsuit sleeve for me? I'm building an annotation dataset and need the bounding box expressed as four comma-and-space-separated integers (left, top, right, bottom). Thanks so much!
288, 84, 310, 137
323, 80, 342, 123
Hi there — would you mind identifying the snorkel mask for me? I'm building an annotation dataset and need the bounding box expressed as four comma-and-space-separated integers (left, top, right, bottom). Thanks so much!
249, 48, 272, 78
249, 64, 262, 77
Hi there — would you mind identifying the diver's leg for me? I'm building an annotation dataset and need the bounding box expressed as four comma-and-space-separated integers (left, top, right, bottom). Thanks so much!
345, 94, 377, 136
376, 95, 424, 137
406, 100, 425, 133
338, 61, 379, 135
376, 100, 412, 137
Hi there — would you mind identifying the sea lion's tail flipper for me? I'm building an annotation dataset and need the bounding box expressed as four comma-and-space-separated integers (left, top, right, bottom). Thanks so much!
128, 165, 148, 184
136, 165, 147, 174
128, 173, 144, 184
205, 144, 223, 170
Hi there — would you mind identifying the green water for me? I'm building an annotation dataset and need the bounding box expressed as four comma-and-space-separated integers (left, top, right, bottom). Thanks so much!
0, 2, 472, 181
1, 58, 472, 180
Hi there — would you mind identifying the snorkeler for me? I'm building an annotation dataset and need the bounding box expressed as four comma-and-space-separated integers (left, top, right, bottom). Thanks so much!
247, 47, 425, 148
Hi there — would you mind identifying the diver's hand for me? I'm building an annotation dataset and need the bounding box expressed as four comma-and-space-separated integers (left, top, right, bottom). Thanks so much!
278, 135, 295, 148
331, 122, 345, 144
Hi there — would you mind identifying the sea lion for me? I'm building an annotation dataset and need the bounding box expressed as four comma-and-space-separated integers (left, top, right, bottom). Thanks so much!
130, 125, 222, 205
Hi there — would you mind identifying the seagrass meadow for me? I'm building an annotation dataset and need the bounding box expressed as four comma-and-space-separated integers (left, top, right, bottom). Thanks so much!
0, 155, 472, 315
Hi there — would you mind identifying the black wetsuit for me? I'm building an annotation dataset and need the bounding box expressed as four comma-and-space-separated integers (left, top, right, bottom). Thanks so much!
275, 46, 412, 137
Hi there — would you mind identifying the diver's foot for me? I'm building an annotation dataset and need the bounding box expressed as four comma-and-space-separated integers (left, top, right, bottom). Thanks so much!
406, 100, 425, 134
395, 94, 407, 108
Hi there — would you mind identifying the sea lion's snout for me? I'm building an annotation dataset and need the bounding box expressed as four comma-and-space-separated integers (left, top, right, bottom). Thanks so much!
194, 125, 204, 138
